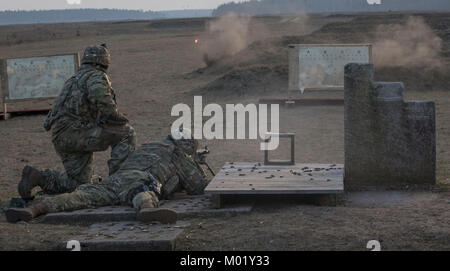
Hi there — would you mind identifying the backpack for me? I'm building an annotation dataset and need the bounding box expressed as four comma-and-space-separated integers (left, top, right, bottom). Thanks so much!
43, 69, 96, 131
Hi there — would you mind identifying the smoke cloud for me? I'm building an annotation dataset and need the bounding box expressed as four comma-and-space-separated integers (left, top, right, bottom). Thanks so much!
373, 16, 443, 69
199, 13, 268, 66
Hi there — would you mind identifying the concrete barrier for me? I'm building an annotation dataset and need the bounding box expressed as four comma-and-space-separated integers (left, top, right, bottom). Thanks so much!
344, 63, 436, 189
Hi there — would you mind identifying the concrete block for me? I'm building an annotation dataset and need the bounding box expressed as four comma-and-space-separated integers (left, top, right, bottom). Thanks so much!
58, 221, 190, 251
39, 194, 253, 225
160, 194, 253, 218
344, 63, 436, 189
40, 205, 136, 225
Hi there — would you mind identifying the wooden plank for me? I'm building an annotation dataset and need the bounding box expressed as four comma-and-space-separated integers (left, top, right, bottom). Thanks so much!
207, 185, 343, 190
0, 58, 8, 120
2, 97, 55, 103
0, 59, 8, 99
206, 189, 343, 195
205, 163, 344, 195
2, 101, 7, 120
0, 107, 51, 114
211, 195, 222, 209
209, 180, 342, 186
211, 175, 342, 183
220, 162, 344, 169
288, 45, 300, 94
218, 166, 343, 173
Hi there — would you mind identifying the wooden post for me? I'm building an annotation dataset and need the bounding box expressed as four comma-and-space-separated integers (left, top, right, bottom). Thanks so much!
211, 194, 222, 209
2, 100, 7, 120
315, 194, 338, 207
0, 58, 7, 120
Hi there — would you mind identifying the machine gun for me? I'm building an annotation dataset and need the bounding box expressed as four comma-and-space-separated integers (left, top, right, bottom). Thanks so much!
196, 146, 215, 176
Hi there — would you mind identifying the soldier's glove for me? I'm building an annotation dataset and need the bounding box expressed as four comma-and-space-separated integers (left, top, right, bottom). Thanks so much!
196, 146, 210, 164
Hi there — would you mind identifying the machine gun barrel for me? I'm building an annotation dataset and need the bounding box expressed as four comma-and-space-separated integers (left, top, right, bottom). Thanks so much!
196, 146, 215, 176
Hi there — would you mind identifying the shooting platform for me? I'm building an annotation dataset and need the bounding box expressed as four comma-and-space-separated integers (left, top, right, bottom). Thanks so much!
205, 162, 344, 208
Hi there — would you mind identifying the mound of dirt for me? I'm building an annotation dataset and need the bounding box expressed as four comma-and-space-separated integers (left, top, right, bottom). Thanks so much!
194, 65, 288, 96
187, 37, 286, 78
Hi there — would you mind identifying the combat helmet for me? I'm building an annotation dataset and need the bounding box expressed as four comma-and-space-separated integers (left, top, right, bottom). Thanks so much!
81, 43, 111, 68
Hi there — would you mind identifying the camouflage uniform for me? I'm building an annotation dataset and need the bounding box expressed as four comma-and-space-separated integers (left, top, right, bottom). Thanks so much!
39, 137, 208, 213
41, 46, 136, 195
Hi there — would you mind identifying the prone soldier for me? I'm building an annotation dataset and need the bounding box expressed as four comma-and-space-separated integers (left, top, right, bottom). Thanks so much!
5, 129, 210, 224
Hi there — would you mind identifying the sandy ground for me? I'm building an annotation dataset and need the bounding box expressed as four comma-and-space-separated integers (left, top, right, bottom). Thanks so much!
0, 13, 449, 251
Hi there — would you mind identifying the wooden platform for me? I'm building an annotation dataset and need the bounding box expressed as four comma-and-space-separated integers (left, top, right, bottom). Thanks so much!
205, 162, 344, 208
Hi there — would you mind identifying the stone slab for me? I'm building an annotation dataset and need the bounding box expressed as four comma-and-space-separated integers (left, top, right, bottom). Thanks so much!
39, 205, 136, 225
59, 221, 190, 251
38, 194, 253, 225
159, 194, 253, 218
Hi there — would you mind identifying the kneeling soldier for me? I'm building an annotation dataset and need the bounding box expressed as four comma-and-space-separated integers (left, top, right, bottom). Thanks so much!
18, 44, 136, 199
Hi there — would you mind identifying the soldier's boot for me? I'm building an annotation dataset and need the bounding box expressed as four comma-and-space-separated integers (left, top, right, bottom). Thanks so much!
137, 202, 178, 224
18, 166, 45, 200
4, 203, 49, 223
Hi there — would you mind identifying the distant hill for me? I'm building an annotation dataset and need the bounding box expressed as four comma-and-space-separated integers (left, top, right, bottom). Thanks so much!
159, 9, 213, 19
0, 9, 212, 25
213, 0, 450, 16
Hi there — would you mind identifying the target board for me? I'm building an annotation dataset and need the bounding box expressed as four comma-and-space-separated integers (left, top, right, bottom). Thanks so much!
0, 53, 79, 119
288, 44, 372, 93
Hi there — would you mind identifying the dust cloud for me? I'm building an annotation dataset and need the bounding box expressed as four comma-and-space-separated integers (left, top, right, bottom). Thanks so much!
373, 16, 443, 69
198, 13, 268, 66
278, 13, 311, 36
197, 12, 312, 67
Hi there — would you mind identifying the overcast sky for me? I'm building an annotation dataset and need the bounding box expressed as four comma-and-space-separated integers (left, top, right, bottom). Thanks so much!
0, 0, 383, 11
0, 0, 241, 11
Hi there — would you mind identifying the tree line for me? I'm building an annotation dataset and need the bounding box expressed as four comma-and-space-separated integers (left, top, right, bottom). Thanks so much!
0, 9, 164, 25
213, 0, 450, 16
